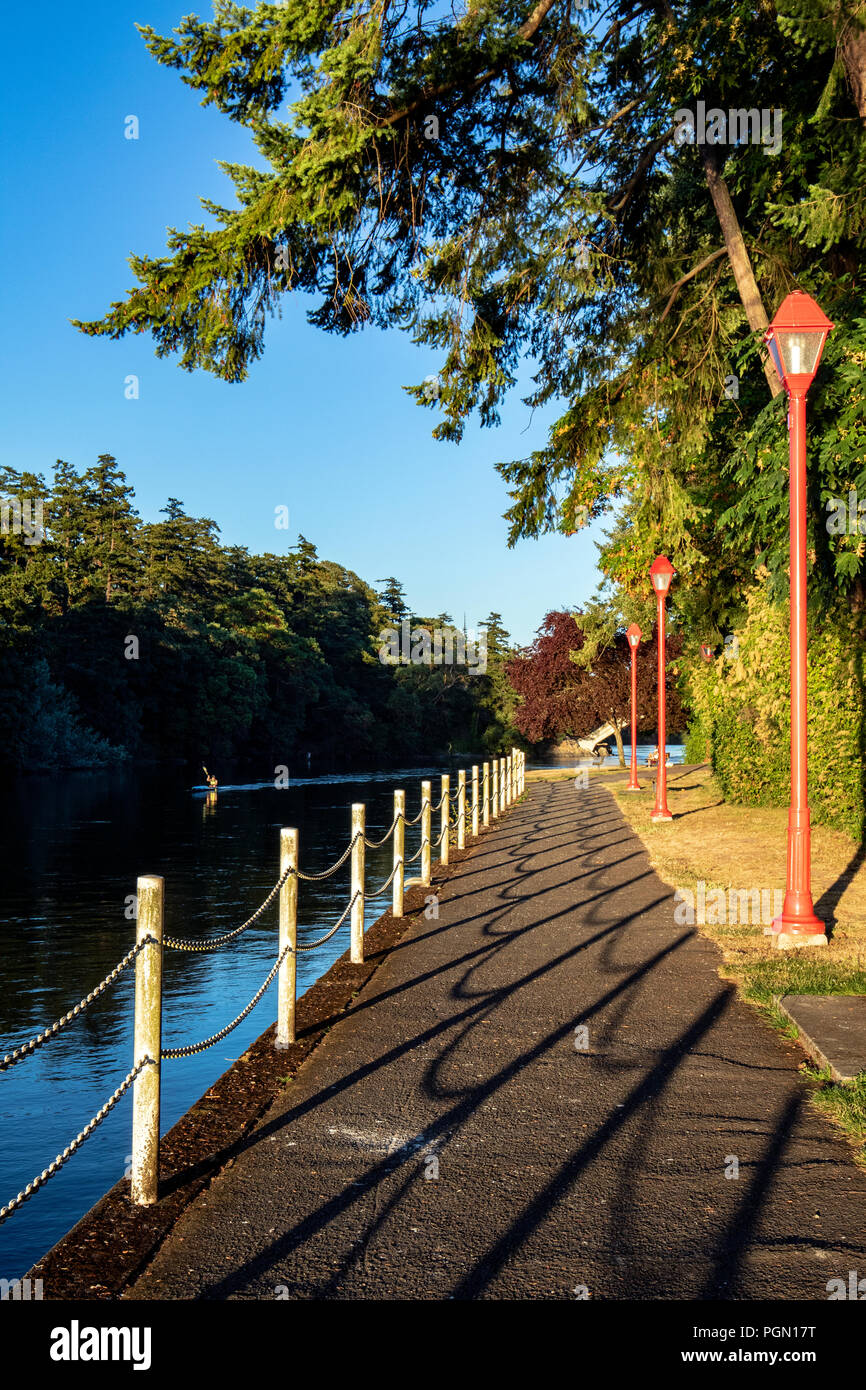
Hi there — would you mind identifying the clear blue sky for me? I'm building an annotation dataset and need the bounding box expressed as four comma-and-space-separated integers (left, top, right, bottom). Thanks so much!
0, 1, 607, 646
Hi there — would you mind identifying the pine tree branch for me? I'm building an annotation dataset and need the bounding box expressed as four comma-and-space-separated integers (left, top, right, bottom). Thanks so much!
658, 248, 727, 322
374, 0, 559, 130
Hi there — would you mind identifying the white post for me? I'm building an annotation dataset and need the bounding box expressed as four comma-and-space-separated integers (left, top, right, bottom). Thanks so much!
491, 759, 499, 819
421, 780, 432, 886
499, 757, 506, 815
471, 765, 479, 837
276, 828, 298, 1048
440, 774, 450, 864
393, 789, 405, 918
483, 761, 490, 827
351, 803, 365, 964
506, 755, 512, 806
131, 875, 163, 1206
457, 770, 466, 849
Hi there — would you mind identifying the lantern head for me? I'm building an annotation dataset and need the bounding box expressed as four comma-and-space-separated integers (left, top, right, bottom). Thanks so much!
626, 623, 642, 650
649, 554, 675, 597
764, 291, 834, 395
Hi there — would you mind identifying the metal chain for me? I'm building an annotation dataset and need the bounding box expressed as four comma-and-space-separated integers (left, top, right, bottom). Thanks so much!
164, 868, 291, 952
291, 892, 358, 953
404, 840, 426, 865
434, 824, 449, 847
363, 814, 400, 850
295, 832, 360, 882
0, 1057, 150, 1225
404, 806, 425, 826
162, 946, 290, 1059
0, 941, 150, 1073
368, 861, 399, 897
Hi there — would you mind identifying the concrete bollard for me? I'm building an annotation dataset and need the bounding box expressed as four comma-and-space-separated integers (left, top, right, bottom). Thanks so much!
457, 770, 466, 850
393, 789, 405, 918
440, 774, 450, 865
131, 875, 163, 1206
471, 765, 479, 838
421, 780, 432, 886
491, 759, 499, 819
276, 828, 299, 1048
483, 761, 490, 827
351, 803, 365, 963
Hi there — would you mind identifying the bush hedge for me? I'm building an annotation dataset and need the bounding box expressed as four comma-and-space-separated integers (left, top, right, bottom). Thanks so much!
684, 585, 865, 840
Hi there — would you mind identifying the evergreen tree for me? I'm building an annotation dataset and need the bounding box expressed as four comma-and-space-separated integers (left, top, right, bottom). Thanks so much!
377, 576, 409, 624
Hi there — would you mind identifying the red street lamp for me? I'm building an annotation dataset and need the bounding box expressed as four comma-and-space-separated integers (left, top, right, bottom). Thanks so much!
764, 290, 834, 949
700, 642, 714, 663
649, 555, 675, 821
624, 624, 643, 791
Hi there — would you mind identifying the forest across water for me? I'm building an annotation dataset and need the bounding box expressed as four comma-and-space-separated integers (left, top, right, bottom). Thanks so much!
0, 456, 520, 773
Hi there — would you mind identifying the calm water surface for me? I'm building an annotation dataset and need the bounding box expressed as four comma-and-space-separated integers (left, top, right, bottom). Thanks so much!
0, 744, 683, 1278
0, 762, 469, 1278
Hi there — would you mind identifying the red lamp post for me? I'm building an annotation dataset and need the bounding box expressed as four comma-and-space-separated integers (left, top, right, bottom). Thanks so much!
764, 290, 834, 949
649, 555, 675, 821
625, 623, 643, 791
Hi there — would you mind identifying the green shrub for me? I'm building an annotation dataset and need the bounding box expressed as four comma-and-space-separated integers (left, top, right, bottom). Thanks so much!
683, 585, 865, 839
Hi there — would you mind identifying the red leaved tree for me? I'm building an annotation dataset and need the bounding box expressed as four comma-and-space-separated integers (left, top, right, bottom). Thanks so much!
507, 611, 683, 765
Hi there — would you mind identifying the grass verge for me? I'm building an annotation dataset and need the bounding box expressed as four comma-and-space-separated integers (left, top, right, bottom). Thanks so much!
611, 765, 866, 1164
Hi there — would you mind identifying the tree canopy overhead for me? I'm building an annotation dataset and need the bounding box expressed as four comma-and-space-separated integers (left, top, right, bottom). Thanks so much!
76, 2, 866, 623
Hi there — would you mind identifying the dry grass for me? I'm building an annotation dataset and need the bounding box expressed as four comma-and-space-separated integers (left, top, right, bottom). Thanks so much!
611, 764, 866, 951
611, 765, 866, 1159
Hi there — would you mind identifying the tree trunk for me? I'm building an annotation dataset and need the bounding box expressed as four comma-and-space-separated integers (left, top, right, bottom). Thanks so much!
701, 149, 783, 398
611, 717, 626, 767
840, 20, 866, 119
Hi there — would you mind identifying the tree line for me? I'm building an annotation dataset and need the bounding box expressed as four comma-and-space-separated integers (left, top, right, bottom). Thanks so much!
0, 458, 520, 772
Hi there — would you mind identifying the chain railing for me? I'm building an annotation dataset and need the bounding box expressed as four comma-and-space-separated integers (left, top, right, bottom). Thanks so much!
0, 749, 525, 1222
0, 1058, 150, 1226
0, 939, 149, 1072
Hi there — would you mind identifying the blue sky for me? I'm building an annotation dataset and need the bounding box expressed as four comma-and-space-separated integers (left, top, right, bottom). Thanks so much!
0, 1, 608, 646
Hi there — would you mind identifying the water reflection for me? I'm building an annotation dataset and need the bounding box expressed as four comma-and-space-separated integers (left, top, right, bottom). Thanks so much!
0, 762, 458, 1278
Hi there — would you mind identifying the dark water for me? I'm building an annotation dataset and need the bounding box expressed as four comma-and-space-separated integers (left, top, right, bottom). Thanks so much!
0, 745, 684, 1280
0, 762, 464, 1280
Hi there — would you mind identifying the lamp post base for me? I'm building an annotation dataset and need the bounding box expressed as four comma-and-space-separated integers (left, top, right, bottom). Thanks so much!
624, 783, 643, 793
769, 912, 828, 950
650, 809, 673, 822
772, 929, 829, 951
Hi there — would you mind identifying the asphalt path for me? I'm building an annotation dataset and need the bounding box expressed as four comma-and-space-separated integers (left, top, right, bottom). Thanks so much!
127, 776, 866, 1300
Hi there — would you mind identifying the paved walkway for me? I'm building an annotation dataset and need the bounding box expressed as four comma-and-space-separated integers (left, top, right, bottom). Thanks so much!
127, 779, 866, 1300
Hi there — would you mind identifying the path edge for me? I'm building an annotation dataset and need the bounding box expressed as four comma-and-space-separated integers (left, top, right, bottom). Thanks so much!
25, 843, 485, 1301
